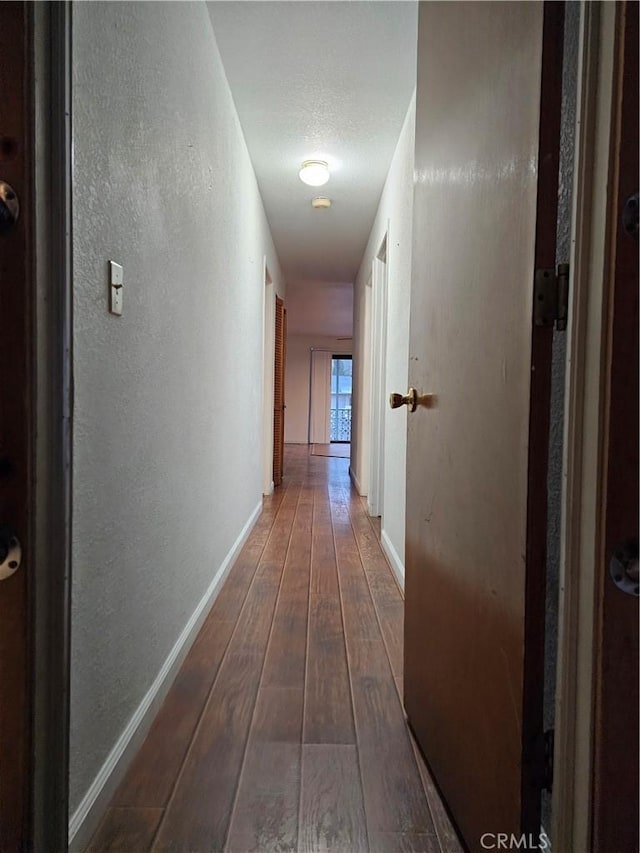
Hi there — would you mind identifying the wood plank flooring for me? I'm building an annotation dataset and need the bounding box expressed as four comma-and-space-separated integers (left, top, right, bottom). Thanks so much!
88, 445, 462, 853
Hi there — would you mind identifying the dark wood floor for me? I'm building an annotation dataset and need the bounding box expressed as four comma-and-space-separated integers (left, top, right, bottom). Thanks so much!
88, 445, 462, 853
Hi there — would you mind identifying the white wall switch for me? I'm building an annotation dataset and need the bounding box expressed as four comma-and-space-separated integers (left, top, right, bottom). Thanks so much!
109, 261, 123, 316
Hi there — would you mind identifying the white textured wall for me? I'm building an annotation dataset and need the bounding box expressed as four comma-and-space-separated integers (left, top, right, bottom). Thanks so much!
285, 335, 353, 444
70, 1, 284, 815
352, 95, 415, 582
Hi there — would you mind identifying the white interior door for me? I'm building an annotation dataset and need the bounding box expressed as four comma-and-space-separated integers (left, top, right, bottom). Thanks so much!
403, 3, 564, 850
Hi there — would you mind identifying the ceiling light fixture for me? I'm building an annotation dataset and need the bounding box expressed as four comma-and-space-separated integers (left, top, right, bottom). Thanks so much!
299, 159, 330, 187
311, 197, 331, 209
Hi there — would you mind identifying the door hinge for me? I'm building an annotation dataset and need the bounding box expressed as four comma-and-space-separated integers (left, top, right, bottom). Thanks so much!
534, 263, 569, 330
542, 728, 554, 792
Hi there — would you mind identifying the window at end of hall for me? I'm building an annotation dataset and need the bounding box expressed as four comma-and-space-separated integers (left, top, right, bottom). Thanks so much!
330, 356, 352, 443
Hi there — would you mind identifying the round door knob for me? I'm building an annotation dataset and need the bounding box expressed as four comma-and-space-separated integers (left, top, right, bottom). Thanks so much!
622, 191, 639, 241
0, 180, 19, 236
610, 538, 639, 596
389, 388, 418, 412
0, 526, 22, 581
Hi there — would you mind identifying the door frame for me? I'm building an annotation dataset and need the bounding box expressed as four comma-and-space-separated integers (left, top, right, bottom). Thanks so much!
21, 2, 73, 848
367, 229, 388, 517
272, 296, 286, 487
353, 271, 373, 496
16, 4, 629, 849
329, 354, 353, 444
552, 2, 622, 848
262, 259, 275, 494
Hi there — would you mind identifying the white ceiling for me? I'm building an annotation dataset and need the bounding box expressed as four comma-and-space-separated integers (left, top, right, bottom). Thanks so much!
208, 1, 418, 336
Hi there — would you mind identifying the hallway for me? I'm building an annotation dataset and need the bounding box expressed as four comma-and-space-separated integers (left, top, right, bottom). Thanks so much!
87, 446, 461, 852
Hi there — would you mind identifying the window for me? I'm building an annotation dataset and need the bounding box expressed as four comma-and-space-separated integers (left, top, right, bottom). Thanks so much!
330, 356, 352, 442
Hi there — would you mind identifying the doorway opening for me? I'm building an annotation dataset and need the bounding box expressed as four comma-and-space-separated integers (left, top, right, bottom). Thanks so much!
330, 355, 352, 443
367, 232, 388, 517
273, 295, 286, 487
262, 262, 275, 494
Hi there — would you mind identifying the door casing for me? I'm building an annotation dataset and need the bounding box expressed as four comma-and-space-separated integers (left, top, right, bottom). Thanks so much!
273, 296, 286, 487
262, 260, 276, 494
551, 3, 636, 849
367, 230, 388, 517
0, 2, 73, 849
34, 3, 74, 847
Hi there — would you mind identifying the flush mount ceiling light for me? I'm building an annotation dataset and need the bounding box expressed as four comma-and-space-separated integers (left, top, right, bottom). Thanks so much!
299, 159, 330, 187
311, 197, 331, 209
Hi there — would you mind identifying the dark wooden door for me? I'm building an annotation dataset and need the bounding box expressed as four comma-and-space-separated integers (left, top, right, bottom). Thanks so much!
273, 296, 286, 487
0, 3, 34, 848
592, 3, 639, 850
403, 4, 563, 850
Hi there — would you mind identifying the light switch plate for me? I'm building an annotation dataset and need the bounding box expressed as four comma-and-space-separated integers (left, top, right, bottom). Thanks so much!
109, 261, 123, 316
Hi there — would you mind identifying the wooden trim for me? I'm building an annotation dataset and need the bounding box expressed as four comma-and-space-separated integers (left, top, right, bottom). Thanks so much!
367, 226, 389, 519
552, 3, 620, 849
261, 259, 275, 495
521, 1, 565, 834
32, 3, 74, 847
273, 296, 285, 487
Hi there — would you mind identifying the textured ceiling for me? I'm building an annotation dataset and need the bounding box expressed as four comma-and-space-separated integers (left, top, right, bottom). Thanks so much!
208, 1, 417, 335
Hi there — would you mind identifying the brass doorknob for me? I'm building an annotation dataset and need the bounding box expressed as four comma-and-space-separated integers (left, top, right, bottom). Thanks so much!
389, 388, 417, 413
0, 525, 22, 581
0, 181, 19, 236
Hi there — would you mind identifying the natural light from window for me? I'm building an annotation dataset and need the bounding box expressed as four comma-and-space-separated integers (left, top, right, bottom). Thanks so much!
330, 356, 352, 443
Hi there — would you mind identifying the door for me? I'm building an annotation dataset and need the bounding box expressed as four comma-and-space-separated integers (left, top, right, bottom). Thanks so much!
403, 4, 563, 850
0, 2, 34, 847
592, 2, 638, 849
273, 296, 286, 487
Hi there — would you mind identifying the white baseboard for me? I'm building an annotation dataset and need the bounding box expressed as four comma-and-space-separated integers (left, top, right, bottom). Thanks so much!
381, 528, 405, 592
349, 466, 364, 496
68, 500, 262, 850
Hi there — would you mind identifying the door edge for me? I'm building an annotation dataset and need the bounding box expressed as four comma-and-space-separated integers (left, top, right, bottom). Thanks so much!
32, 2, 74, 848
521, 0, 566, 834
